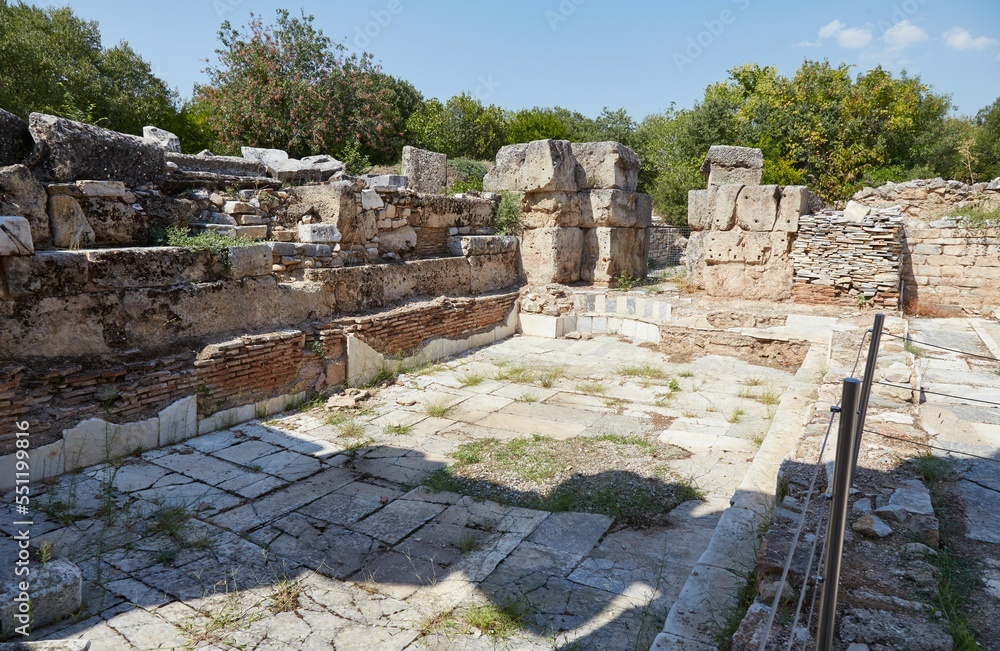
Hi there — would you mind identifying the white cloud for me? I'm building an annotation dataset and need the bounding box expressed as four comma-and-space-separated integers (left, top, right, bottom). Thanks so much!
819, 20, 846, 40
943, 27, 1000, 51
837, 27, 873, 49
884, 20, 928, 51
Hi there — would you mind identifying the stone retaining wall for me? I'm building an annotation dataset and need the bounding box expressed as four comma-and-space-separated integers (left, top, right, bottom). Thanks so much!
853, 177, 1000, 220
902, 222, 1000, 312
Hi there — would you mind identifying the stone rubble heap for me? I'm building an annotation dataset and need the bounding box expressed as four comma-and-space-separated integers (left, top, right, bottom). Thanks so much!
853, 176, 1000, 219
791, 207, 905, 309
485, 139, 651, 285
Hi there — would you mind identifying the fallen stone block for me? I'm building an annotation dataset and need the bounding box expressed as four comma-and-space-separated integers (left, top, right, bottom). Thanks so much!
402, 146, 447, 194
0, 559, 82, 635
79, 197, 147, 246
241, 146, 289, 167
47, 195, 94, 249
736, 185, 780, 231
0, 108, 32, 166
165, 152, 266, 177
300, 154, 345, 181
0, 215, 33, 255
143, 125, 182, 153
484, 139, 583, 193
571, 141, 641, 191
520, 226, 584, 284
581, 227, 648, 284
0, 164, 50, 245
378, 225, 417, 255
76, 180, 127, 198
28, 113, 166, 186
362, 174, 408, 190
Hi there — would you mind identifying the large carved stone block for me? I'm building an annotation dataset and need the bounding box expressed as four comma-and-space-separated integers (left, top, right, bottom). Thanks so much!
571, 141, 640, 192
701, 145, 764, 188
402, 146, 448, 194
520, 227, 584, 284
0, 108, 32, 166
581, 227, 648, 284
713, 184, 743, 231
0, 164, 50, 245
736, 185, 781, 231
585, 190, 653, 228
689, 189, 712, 231
484, 140, 583, 193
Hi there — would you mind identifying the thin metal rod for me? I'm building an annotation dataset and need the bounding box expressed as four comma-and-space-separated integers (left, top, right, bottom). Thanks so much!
850, 313, 885, 489
816, 378, 862, 651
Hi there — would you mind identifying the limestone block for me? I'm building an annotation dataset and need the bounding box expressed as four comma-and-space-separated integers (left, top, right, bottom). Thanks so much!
402, 146, 448, 194
79, 198, 147, 245
3, 251, 89, 298
85, 247, 215, 289
165, 152, 266, 177
379, 225, 418, 255
159, 396, 198, 445
300, 154, 345, 181
232, 225, 268, 240
292, 182, 375, 243
361, 189, 385, 210
686, 231, 707, 287
47, 195, 94, 248
704, 258, 794, 300
470, 252, 519, 293
298, 223, 343, 244
688, 189, 712, 231
411, 257, 473, 296
28, 112, 166, 186
362, 174, 408, 189
0, 108, 32, 166
0, 559, 81, 634
571, 141, 640, 191
586, 189, 653, 228
267, 158, 326, 183
776, 186, 809, 232
581, 227, 648, 284
703, 231, 744, 264
143, 125, 182, 153
76, 180, 128, 199
224, 200, 256, 215
447, 235, 519, 257
62, 417, 159, 471
522, 191, 584, 228
418, 195, 496, 229
701, 145, 764, 188
484, 139, 584, 193
844, 200, 872, 221
226, 244, 272, 279
713, 184, 743, 231
736, 185, 780, 231
0, 216, 33, 255
0, 164, 50, 245
241, 146, 289, 167
520, 227, 584, 284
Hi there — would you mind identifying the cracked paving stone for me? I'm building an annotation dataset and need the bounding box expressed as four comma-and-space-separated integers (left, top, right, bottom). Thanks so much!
103, 607, 189, 650
480, 541, 583, 602
258, 513, 382, 580
211, 438, 283, 466
150, 450, 251, 486
209, 466, 358, 532
253, 449, 324, 480
298, 481, 404, 527
350, 550, 450, 600
132, 479, 241, 513
351, 499, 448, 545
527, 511, 613, 557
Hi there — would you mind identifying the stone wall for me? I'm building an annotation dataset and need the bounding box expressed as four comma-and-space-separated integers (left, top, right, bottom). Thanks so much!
791, 208, 905, 309
649, 220, 688, 268
485, 139, 651, 285
902, 221, 1000, 312
853, 177, 1000, 219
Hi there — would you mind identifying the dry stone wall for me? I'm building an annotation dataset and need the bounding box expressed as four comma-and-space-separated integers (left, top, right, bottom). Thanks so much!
486, 139, 651, 285
853, 177, 1000, 219
902, 220, 1000, 312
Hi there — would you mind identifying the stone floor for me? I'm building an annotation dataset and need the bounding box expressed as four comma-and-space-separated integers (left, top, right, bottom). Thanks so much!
4, 335, 797, 650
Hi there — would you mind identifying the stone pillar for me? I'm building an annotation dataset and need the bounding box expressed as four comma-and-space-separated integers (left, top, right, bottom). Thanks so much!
401, 146, 448, 194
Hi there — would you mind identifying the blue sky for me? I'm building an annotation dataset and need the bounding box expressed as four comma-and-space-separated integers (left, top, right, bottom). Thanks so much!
53, 0, 1000, 118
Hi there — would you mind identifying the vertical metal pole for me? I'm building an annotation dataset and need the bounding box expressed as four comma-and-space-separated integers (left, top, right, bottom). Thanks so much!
850, 314, 885, 489
816, 378, 862, 651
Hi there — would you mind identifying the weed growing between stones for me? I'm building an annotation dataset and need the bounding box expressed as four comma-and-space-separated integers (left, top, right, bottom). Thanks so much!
460, 601, 532, 640
424, 400, 454, 418
728, 408, 746, 424
385, 423, 413, 436
617, 363, 666, 380
574, 381, 607, 395
515, 392, 539, 403
458, 371, 485, 387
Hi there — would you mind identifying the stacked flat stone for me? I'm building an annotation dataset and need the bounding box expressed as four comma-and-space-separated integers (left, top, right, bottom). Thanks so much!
791, 208, 904, 308
853, 177, 1000, 219
484, 139, 651, 285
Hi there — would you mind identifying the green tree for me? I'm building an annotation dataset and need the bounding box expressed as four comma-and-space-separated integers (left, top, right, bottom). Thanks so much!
406, 93, 507, 159
0, 1, 179, 135
972, 98, 1000, 182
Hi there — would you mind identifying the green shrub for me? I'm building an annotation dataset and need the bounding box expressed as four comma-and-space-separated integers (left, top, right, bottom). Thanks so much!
494, 191, 523, 235
152, 226, 256, 258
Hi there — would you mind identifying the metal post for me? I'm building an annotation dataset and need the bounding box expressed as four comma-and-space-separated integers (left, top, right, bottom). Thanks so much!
850, 314, 885, 489
816, 378, 862, 651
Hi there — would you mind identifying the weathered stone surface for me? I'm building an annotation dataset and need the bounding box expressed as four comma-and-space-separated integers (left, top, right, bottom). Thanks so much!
839, 609, 951, 651
703, 231, 785, 266
226, 244, 272, 279
0, 215, 33, 255
401, 146, 447, 194
2, 251, 88, 298
293, 183, 373, 244
47, 194, 94, 248
76, 180, 127, 198
28, 113, 166, 186
713, 184, 743, 231
686, 231, 707, 287
0, 164, 50, 245
701, 145, 764, 187
844, 200, 872, 221
703, 256, 794, 300
362, 174, 408, 189
688, 189, 712, 231
298, 223, 343, 244
165, 152, 266, 177
361, 189, 384, 210
581, 227, 649, 284
776, 186, 809, 232
571, 141, 640, 191
521, 191, 585, 228
447, 235, 519, 257
0, 559, 82, 635
736, 185, 780, 231
300, 154, 345, 181
484, 140, 584, 193
242, 146, 289, 167
469, 252, 519, 294
520, 227, 584, 284
141, 195, 200, 231
79, 198, 147, 245
378, 226, 417, 255
416, 195, 496, 229
143, 126, 182, 153
0, 108, 32, 166
585, 189, 653, 228
268, 158, 326, 183
853, 514, 893, 538
85, 247, 215, 289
